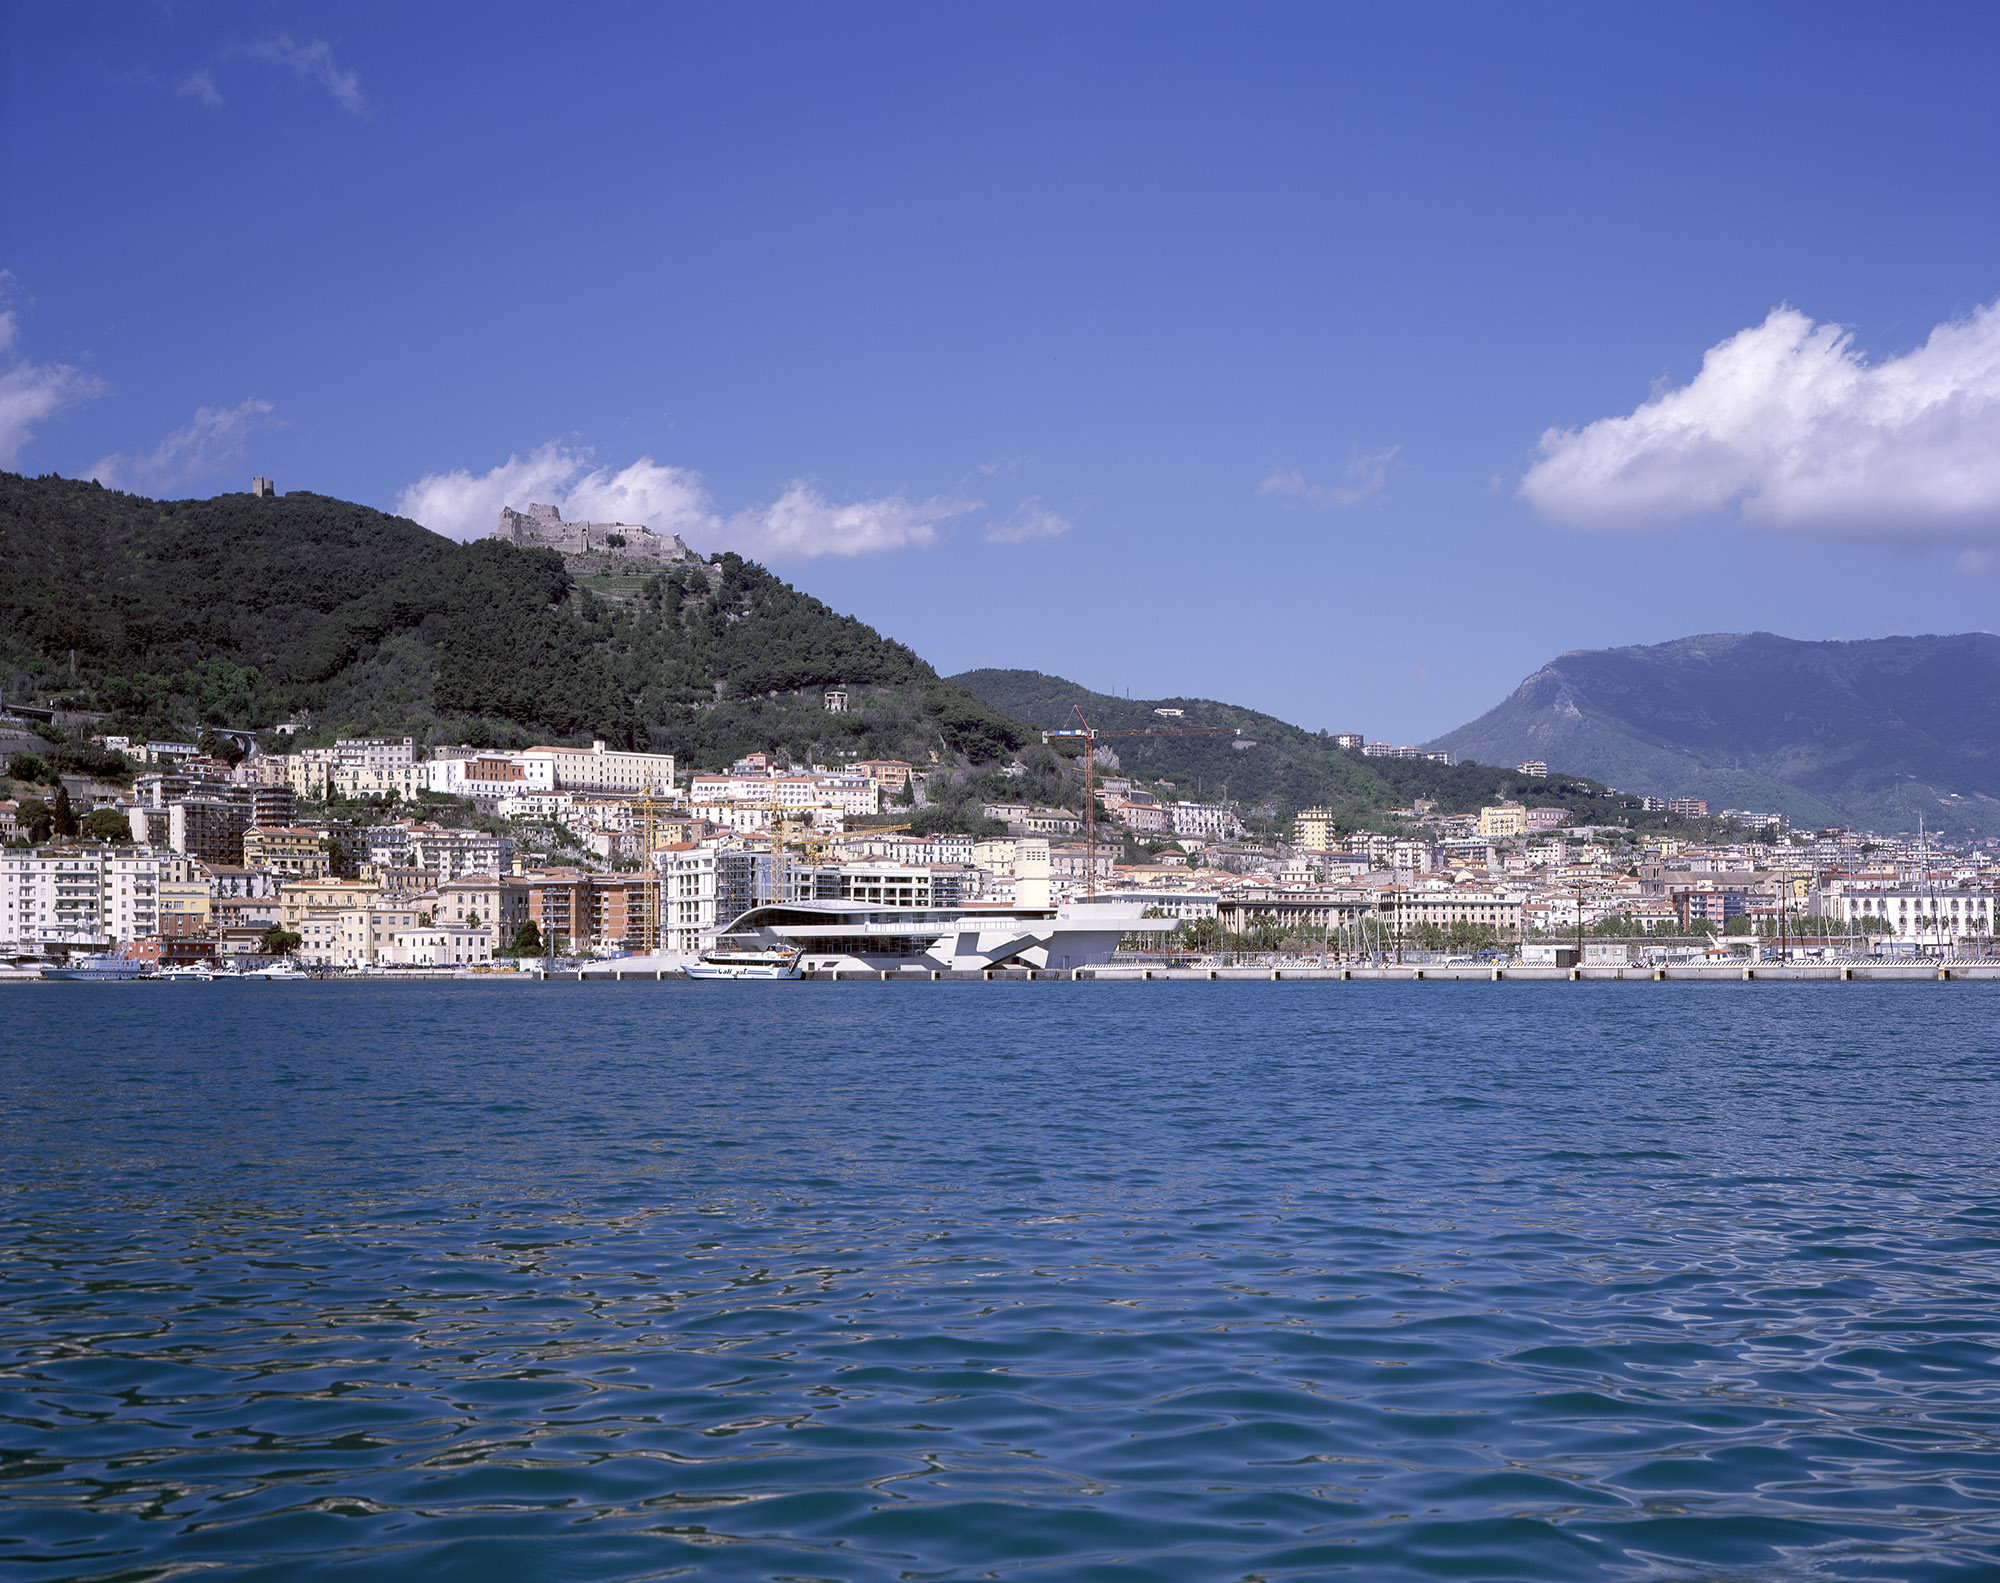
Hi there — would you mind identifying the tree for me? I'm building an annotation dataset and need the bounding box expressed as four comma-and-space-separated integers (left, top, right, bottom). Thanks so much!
51, 785, 77, 839
259, 925, 303, 956
16, 799, 52, 844
507, 920, 544, 957
7, 751, 53, 785
79, 808, 131, 843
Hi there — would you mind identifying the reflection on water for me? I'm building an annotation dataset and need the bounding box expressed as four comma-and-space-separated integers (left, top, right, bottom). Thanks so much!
3, 982, 1999, 1580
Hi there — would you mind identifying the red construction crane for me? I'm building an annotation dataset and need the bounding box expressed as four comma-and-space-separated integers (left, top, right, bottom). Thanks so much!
1042, 706, 1237, 899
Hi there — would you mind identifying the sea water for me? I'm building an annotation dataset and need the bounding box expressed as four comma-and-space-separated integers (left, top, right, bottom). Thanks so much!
2, 981, 1998, 1581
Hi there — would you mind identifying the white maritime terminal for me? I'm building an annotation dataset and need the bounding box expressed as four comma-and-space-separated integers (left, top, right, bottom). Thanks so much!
709, 900, 1175, 974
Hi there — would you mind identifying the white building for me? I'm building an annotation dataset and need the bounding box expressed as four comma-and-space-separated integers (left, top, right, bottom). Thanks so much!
1391, 840, 1439, 873
521, 741, 676, 794
657, 844, 720, 955
1093, 887, 1221, 919
384, 925, 493, 967
1821, 887, 1997, 942
428, 755, 555, 798
1, 847, 164, 951
494, 791, 576, 821
1171, 802, 1242, 841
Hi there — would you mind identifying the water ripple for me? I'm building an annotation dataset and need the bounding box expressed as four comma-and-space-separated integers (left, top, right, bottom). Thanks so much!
2, 982, 1999, 1579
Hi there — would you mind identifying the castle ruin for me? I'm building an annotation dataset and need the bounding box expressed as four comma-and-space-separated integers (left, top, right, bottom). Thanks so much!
491, 502, 697, 564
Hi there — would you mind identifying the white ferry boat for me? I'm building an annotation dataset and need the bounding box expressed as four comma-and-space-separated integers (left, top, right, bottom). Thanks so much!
684, 946, 804, 980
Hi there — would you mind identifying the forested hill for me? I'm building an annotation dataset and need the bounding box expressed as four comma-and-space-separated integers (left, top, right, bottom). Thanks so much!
948, 667, 1674, 831
0, 472, 1029, 768
1428, 632, 2000, 836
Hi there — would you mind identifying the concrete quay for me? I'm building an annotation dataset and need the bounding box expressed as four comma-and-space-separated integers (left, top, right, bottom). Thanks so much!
553, 962, 2000, 983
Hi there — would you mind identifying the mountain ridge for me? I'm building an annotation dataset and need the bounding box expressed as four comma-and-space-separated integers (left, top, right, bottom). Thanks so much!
1427, 630, 2000, 835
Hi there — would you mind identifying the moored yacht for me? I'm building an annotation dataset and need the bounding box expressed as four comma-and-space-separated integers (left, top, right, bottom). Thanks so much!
232, 959, 310, 981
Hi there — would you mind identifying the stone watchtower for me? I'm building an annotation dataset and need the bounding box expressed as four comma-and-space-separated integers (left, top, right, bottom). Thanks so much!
251, 477, 275, 498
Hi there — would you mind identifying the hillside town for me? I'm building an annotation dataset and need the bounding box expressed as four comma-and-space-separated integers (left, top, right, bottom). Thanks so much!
6, 717, 1999, 974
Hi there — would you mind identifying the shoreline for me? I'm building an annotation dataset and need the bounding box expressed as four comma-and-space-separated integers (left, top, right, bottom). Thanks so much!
13, 962, 1992, 983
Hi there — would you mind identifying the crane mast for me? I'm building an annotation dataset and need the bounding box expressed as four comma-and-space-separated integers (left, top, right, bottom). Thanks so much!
1041, 706, 1236, 900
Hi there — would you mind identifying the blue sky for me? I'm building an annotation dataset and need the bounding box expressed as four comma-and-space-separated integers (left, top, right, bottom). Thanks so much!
6, 2, 2000, 740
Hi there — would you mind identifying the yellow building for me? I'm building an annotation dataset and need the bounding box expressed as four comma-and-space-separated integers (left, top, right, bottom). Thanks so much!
244, 825, 331, 878
333, 904, 424, 968
1294, 807, 1339, 852
280, 879, 382, 933
1477, 802, 1527, 839
157, 880, 213, 938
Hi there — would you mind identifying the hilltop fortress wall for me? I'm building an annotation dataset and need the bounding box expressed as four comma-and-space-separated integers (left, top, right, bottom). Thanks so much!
492, 502, 698, 564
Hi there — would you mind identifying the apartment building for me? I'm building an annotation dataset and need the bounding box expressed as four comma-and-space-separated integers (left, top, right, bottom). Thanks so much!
279, 879, 384, 934
1477, 803, 1528, 839
242, 826, 330, 878
1171, 802, 1241, 841
332, 904, 426, 968
855, 759, 914, 793
433, 874, 532, 944
1293, 808, 1339, 852
656, 846, 718, 955
0, 847, 162, 950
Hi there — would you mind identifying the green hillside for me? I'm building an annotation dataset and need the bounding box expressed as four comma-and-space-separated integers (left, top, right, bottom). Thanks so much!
1429, 632, 2000, 836
0, 472, 1029, 770
949, 667, 1718, 836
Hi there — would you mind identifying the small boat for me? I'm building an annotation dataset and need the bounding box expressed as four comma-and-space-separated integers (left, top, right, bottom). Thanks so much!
157, 963, 216, 982
233, 959, 310, 981
684, 945, 804, 980
41, 951, 151, 981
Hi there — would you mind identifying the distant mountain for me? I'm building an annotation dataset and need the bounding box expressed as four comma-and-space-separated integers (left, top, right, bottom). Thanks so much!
0, 472, 1029, 769
1428, 632, 2000, 835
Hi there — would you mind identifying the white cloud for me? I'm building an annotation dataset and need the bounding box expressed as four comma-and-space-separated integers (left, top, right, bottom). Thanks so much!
0, 286, 106, 467
395, 444, 978, 558
88, 399, 276, 495
1521, 300, 2000, 539
747, 480, 970, 556
228, 34, 367, 116
984, 499, 1072, 543
1260, 446, 1398, 508
177, 70, 223, 109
